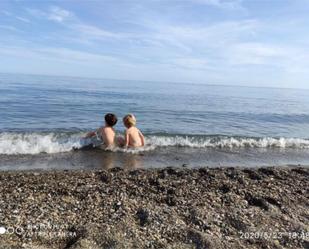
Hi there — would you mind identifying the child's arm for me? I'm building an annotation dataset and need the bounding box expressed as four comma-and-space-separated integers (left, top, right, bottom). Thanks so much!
84, 127, 102, 138
139, 131, 145, 146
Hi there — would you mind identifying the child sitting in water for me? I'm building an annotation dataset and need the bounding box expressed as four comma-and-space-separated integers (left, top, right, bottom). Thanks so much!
85, 113, 118, 148
120, 114, 145, 148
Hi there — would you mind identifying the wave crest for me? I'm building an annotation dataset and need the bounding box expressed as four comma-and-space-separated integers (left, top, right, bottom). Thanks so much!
0, 132, 85, 155
147, 135, 309, 149
0, 132, 309, 155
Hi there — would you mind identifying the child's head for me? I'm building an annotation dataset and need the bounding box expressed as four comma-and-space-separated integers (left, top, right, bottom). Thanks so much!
123, 114, 136, 128
105, 113, 118, 127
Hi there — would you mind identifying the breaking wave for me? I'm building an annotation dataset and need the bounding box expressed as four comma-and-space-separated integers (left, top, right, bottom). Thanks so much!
0, 132, 86, 155
1, 131, 309, 155
147, 135, 309, 149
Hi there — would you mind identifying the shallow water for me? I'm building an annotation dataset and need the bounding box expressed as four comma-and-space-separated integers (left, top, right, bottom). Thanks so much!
1, 73, 309, 170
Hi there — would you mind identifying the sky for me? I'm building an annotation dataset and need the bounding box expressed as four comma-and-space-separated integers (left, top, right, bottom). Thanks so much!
0, 0, 309, 88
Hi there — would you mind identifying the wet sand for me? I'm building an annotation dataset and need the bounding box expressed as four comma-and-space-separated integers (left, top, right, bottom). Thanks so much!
2, 147, 309, 171
0, 167, 308, 248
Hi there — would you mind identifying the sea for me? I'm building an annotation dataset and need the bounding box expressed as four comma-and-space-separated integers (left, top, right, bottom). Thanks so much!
1, 73, 309, 170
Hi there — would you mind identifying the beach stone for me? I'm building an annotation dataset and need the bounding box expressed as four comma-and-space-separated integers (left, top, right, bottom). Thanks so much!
187, 228, 222, 249
165, 196, 177, 206
99, 171, 111, 183
264, 196, 282, 208
226, 216, 248, 232
136, 208, 149, 226
109, 167, 123, 173
291, 168, 309, 176
243, 169, 263, 180
166, 167, 178, 175
258, 167, 276, 176
219, 184, 231, 194
245, 194, 269, 211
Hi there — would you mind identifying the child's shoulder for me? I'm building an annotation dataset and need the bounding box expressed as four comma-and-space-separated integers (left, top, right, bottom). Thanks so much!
126, 126, 137, 132
102, 126, 115, 132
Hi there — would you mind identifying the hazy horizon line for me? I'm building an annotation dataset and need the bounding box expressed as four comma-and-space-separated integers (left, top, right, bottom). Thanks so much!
0, 71, 308, 91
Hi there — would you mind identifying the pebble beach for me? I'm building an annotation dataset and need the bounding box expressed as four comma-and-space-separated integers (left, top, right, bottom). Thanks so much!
0, 167, 308, 249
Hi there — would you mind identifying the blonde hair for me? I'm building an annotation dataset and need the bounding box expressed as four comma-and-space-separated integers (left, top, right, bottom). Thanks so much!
123, 114, 136, 127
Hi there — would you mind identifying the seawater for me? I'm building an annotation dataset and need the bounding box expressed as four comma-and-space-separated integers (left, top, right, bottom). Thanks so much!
1, 73, 309, 170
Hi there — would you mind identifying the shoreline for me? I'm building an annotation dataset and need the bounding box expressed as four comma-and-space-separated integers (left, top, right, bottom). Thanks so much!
0, 167, 308, 248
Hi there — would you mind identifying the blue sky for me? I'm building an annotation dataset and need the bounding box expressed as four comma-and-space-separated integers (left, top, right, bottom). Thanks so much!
0, 0, 309, 88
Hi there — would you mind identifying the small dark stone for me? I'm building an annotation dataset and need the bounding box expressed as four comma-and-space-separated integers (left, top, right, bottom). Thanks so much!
99, 172, 111, 183
165, 196, 177, 206
219, 184, 231, 194
243, 169, 262, 180
158, 170, 168, 179
264, 196, 281, 208
129, 170, 140, 176
245, 194, 269, 211
166, 167, 178, 175
291, 168, 309, 176
227, 216, 248, 231
148, 177, 160, 186
258, 167, 275, 176
136, 208, 149, 226
295, 189, 305, 195
113, 201, 122, 211
202, 224, 211, 231
110, 167, 123, 173
198, 168, 209, 175
167, 188, 176, 195
237, 177, 246, 184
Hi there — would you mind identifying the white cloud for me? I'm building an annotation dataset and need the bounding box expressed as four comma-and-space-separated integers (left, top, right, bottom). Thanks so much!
169, 57, 210, 70
48, 6, 73, 23
73, 24, 123, 39
25, 6, 122, 41
171, 20, 255, 42
226, 42, 284, 65
135, 19, 259, 55
221, 42, 309, 77
0, 45, 124, 65
16, 16, 31, 23
2, 10, 30, 23
26, 6, 73, 23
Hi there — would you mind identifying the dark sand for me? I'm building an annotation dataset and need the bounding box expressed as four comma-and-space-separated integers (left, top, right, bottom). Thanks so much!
0, 167, 308, 249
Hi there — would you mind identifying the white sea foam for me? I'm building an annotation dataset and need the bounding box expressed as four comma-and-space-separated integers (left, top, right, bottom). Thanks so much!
146, 135, 309, 149
0, 132, 309, 155
0, 132, 85, 155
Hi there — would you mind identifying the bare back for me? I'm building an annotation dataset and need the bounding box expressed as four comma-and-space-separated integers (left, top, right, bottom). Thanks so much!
99, 126, 116, 147
125, 127, 145, 147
